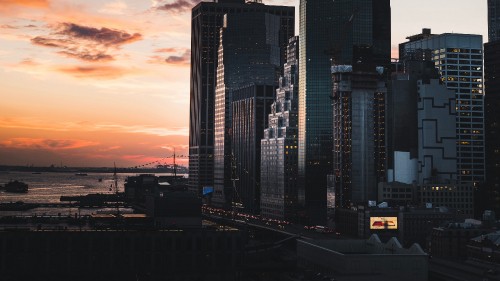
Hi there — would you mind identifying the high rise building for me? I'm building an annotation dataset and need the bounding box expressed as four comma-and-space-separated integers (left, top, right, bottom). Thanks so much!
331, 56, 387, 208
383, 60, 474, 216
298, 0, 390, 223
400, 30, 485, 189
484, 1, 500, 216
232, 84, 276, 214
489, 0, 500, 42
189, 0, 294, 196
261, 36, 299, 220
386, 60, 440, 180
213, 10, 292, 207
417, 79, 457, 185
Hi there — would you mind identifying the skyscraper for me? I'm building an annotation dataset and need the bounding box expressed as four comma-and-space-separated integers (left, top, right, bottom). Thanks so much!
417, 80, 457, 185
189, 1, 294, 195
261, 36, 299, 220
383, 60, 474, 216
331, 55, 387, 208
232, 84, 276, 214
484, 0, 500, 216
489, 0, 500, 42
213, 10, 293, 207
400, 30, 485, 189
298, 0, 390, 223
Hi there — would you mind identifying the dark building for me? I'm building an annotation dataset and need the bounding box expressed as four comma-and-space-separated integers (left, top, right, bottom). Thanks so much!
331, 59, 387, 208
484, 31, 500, 217
189, 0, 294, 196
298, 0, 391, 224
231, 84, 276, 214
213, 10, 291, 207
385, 60, 476, 216
124, 174, 158, 205
431, 220, 488, 259
145, 186, 202, 227
467, 231, 500, 264
489, 0, 500, 42
386, 60, 439, 173
336, 204, 456, 250
261, 36, 299, 220
0, 227, 244, 281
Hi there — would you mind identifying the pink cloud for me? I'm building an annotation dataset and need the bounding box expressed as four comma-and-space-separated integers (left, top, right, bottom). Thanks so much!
0, 138, 98, 150
54, 65, 137, 79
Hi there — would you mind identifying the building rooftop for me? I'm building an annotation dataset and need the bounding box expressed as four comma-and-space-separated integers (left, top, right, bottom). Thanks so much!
301, 234, 426, 256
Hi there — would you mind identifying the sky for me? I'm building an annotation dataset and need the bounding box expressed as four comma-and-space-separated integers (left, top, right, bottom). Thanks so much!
0, 0, 488, 168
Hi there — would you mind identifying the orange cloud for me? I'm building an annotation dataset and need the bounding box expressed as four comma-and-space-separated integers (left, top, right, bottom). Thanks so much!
98, 146, 121, 152
0, 138, 98, 150
0, 0, 49, 15
2, 0, 49, 8
155, 47, 178, 53
158, 144, 189, 152
122, 154, 147, 160
19, 58, 39, 66
0, 117, 188, 137
54, 65, 137, 79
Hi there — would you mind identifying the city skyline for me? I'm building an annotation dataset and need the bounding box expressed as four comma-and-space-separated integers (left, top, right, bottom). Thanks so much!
0, 0, 488, 167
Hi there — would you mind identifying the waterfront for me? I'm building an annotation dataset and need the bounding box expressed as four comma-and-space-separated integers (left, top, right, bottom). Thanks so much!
0, 171, 181, 216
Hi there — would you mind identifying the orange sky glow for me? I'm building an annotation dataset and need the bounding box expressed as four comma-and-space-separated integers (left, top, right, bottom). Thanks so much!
0, 0, 487, 168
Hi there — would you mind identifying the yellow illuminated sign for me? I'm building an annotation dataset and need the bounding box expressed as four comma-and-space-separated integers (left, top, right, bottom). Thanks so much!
370, 217, 398, 230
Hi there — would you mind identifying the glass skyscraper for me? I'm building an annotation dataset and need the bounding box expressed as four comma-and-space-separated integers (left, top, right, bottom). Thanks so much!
189, 1, 294, 196
484, 0, 500, 216
489, 0, 500, 42
298, 0, 390, 223
213, 10, 293, 207
232, 84, 276, 214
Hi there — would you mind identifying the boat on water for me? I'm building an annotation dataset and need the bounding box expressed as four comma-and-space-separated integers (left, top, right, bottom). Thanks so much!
75, 173, 88, 176
2, 180, 29, 193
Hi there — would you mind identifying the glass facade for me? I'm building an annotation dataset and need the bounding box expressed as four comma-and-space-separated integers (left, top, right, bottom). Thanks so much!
189, 1, 294, 196
213, 11, 292, 207
489, 0, 500, 42
298, 0, 390, 223
484, 40, 500, 215
232, 84, 276, 214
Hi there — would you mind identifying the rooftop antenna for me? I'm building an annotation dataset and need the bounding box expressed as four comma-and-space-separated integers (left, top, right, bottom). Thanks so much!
113, 162, 119, 215
113, 162, 118, 194
173, 148, 177, 179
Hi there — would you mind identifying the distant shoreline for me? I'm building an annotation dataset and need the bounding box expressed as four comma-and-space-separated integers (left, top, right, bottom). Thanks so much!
0, 165, 188, 175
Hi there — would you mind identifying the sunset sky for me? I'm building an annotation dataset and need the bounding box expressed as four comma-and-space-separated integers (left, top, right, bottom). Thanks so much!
0, 0, 487, 168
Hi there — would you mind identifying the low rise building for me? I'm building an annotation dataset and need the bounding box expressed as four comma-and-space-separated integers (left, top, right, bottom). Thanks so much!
431, 219, 488, 259
297, 234, 428, 281
467, 231, 500, 264
336, 204, 456, 249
